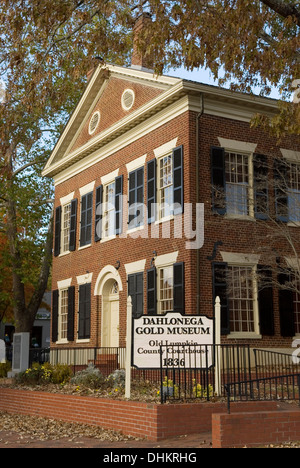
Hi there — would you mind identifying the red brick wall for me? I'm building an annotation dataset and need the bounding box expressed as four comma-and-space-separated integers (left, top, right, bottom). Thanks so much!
52, 110, 197, 348
71, 77, 164, 153
52, 103, 300, 350
197, 112, 300, 348
0, 388, 279, 442
212, 409, 300, 448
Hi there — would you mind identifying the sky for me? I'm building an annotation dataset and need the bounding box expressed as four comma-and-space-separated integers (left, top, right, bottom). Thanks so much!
167, 65, 282, 100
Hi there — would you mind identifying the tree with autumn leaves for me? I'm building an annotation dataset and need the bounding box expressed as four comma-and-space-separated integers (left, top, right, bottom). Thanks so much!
0, 0, 299, 334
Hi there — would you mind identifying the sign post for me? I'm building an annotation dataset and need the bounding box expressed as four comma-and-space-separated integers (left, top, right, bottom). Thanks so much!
214, 296, 222, 396
125, 296, 132, 399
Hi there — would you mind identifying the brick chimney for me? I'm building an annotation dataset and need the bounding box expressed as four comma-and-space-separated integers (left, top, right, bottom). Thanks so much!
131, 12, 153, 71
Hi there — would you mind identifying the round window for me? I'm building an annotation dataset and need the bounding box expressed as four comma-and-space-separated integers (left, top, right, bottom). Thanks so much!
121, 89, 135, 111
89, 111, 100, 135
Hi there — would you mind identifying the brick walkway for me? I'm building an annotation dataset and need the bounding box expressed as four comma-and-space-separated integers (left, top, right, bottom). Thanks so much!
0, 430, 212, 448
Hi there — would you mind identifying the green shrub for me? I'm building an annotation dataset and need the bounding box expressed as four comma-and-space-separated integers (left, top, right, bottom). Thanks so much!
0, 361, 11, 378
70, 364, 105, 389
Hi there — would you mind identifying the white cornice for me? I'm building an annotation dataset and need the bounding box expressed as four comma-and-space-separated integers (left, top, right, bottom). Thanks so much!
42, 64, 281, 183
53, 94, 190, 186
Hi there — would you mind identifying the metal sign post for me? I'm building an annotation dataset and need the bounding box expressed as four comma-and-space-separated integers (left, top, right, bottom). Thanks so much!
125, 296, 132, 399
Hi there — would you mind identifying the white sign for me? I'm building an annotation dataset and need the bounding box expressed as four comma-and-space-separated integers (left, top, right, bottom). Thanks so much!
132, 313, 214, 369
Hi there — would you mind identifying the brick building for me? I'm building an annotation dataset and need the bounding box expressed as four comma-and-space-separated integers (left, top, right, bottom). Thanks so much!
42, 19, 300, 359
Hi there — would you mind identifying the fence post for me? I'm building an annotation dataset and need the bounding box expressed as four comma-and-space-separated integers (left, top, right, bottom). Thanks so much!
215, 296, 222, 396
125, 296, 132, 399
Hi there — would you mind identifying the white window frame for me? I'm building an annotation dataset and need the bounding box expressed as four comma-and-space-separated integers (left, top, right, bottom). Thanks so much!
294, 282, 300, 336
224, 150, 255, 220
61, 202, 71, 254
157, 264, 174, 315
288, 162, 300, 224
227, 263, 260, 339
157, 153, 174, 222
102, 180, 116, 240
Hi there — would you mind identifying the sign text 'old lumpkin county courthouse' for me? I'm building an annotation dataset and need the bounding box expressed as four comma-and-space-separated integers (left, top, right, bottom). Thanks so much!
133, 313, 214, 369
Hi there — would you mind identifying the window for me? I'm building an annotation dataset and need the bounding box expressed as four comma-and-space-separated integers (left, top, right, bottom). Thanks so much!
158, 155, 173, 219
225, 152, 252, 217
228, 265, 257, 334
294, 280, 300, 335
128, 167, 144, 229
288, 163, 300, 222
103, 182, 115, 238
58, 289, 68, 341
128, 272, 143, 317
147, 262, 184, 315
78, 283, 91, 340
158, 266, 174, 315
61, 203, 71, 253
80, 192, 93, 247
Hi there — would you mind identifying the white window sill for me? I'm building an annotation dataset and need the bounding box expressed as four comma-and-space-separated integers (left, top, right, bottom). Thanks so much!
55, 339, 69, 345
288, 222, 300, 228
100, 235, 116, 243
224, 214, 256, 222
155, 215, 174, 225
227, 333, 262, 340
76, 339, 90, 344
126, 225, 145, 234
78, 243, 92, 251
59, 250, 71, 257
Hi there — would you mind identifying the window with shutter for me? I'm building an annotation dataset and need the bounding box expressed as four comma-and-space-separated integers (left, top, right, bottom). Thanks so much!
173, 146, 183, 215
147, 159, 156, 223
69, 199, 78, 251
115, 175, 123, 235
274, 159, 289, 222
253, 154, 269, 220
128, 167, 144, 229
173, 262, 185, 313
147, 267, 157, 315
257, 266, 274, 336
67, 286, 75, 341
78, 283, 91, 340
54, 206, 62, 257
58, 289, 68, 341
52, 290, 59, 342
95, 185, 103, 242
211, 147, 226, 215
278, 273, 296, 337
128, 272, 144, 318
80, 192, 93, 247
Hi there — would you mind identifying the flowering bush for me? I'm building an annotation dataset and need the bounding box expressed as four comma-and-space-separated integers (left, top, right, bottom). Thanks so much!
15, 362, 71, 386
192, 379, 214, 399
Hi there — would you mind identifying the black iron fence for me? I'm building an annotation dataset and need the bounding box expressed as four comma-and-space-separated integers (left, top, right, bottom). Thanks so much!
159, 344, 252, 404
5, 347, 50, 366
225, 373, 300, 414
254, 348, 300, 380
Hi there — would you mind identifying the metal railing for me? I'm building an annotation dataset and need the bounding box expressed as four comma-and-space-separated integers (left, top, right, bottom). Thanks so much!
225, 373, 300, 414
253, 348, 300, 380
159, 344, 252, 404
50, 346, 126, 376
